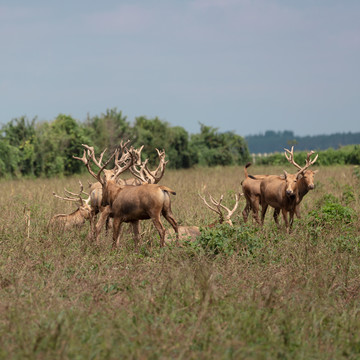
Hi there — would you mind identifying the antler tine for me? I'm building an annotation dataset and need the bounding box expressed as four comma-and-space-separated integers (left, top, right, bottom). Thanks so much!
139, 148, 168, 184
129, 159, 150, 183
199, 193, 223, 222
52, 191, 80, 203
198, 193, 220, 214
284, 146, 302, 170
61, 180, 89, 206
72, 149, 88, 165
81, 144, 107, 169
129, 145, 144, 166
284, 146, 294, 162
295, 152, 318, 177
209, 194, 224, 207
218, 193, 240, 223
306, 151, 318, 166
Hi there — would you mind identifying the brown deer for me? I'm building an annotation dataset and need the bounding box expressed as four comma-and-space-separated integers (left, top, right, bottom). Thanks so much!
77, 145, 178, 248
241, 163, 274, 224
75, 144, 169, 241
165, 192, 240, 243
48, 181, 92, 231
284, 146, 318, 218
259, 150, 318, 232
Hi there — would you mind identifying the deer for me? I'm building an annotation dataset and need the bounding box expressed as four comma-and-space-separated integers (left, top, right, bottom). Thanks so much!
76, 144, 178, 248
284, 146, 319, 218
259, 150, 318, 232
241, 162, 275, 224
74, 143, 169, 242
165, 192, 241, 243
48, 181, 92, 231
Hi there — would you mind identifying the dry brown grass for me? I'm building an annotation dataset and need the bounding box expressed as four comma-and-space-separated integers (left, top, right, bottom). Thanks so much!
0, 165, 359, 359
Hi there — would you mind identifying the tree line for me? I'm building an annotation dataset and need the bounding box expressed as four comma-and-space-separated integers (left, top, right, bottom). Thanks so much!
246, 130, 360, 154
0, 109, 250, 178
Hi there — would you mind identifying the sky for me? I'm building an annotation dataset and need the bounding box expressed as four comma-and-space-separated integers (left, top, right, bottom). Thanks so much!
1, 0, 359, 137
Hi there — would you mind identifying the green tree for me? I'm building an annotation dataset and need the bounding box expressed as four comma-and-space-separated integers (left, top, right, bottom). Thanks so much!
35, 114, 91, 176
189, 123, 250, 166
132, 116, 193, 169
1, 116, 37, 176
85, 108, 132, 154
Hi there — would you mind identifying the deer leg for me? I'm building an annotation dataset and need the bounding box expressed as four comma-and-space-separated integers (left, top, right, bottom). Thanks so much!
88, 210, 98, 242
273, 208, 280, 226
295, 205, 301, 219
152, 216, 166, 247
131, 220, 141, 250
252, 197, 261, 225
162, 210, 179, 240
112, 217, 123, 249
289, 211, 295, 233
281, 209, 290, 233
95, 207, 111, 244
242, 202, 250, 223
261, 203, 268, 226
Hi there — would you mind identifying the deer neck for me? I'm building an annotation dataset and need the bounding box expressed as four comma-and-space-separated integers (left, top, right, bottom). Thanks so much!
297, 177, 309, 200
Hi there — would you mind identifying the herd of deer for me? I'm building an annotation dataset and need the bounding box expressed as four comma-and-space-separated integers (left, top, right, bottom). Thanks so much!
48, 141, 318, 249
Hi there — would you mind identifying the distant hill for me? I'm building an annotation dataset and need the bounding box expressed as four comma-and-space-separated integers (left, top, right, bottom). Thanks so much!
245, 130, 360, 154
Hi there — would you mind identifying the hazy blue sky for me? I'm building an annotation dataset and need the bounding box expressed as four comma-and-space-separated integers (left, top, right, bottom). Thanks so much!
1, 0, 359, 136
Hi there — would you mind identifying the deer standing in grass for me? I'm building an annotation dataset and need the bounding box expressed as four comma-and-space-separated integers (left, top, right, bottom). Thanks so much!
76, 145, 178, 248
259, 149, 318, 232
48, 181, 92, 231
74, 143, 169, 242
284, 147, 318, 218
241, 162, 274, 224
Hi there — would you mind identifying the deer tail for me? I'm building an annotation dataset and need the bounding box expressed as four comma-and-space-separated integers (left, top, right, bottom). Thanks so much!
159, 185, 176, 195
244, 162, 252, 178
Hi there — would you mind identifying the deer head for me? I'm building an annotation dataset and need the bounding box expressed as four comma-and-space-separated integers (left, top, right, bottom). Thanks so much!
284, 146, 318, 189
52, 180, 92, 219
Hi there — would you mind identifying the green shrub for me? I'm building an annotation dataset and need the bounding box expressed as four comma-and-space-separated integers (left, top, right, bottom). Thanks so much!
307, 194, 355, 229
194, 223, 263, 256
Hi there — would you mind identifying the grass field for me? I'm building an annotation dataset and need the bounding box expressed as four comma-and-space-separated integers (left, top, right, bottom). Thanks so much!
0, 164, 359, 359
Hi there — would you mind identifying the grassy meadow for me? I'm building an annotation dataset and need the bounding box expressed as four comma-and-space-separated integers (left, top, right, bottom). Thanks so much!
0, 164, 360, 359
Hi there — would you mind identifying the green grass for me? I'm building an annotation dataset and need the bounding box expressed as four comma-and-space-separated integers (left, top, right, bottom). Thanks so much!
0, 165, 360, 359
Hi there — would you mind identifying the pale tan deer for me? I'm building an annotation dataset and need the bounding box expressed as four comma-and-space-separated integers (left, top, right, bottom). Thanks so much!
284, 146, 318, 218
48, 181, 92, 231
75, 144, 169, 241
241, 163, 274, 224
165, 192, 241, 243
77, 145, 178, 248
259, 150, 318, 232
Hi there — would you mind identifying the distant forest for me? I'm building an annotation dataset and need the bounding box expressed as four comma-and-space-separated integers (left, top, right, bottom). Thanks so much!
245, 130, 360, 154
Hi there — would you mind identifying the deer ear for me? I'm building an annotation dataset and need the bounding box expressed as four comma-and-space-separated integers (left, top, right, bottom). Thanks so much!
283, 170, 288, 179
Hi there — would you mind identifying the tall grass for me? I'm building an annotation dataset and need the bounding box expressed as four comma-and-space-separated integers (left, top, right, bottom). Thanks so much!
0, 165, 359, 359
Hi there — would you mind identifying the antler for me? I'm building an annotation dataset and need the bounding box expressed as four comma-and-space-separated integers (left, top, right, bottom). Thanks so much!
53, 181, 89, 206
284, 146, 318, 176
284, 146, 302, 170
198, 193, 240, 226
130, 148, 168, 184
73, 145, 118, 184
306, 150, 318, 166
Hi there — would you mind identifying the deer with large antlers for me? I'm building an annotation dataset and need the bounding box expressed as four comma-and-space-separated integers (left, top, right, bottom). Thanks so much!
284, 146, 318, 218
75, 144, 178, 248
48, 181, 92, 231
74, 143, 170, 241
165, 192, 241, 243
259, 148, 318, 232
73, 141, 136, 238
